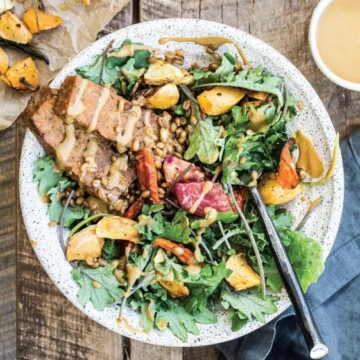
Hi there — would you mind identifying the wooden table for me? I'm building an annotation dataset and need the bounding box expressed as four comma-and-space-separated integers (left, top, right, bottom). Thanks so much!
1, 1, 359, 359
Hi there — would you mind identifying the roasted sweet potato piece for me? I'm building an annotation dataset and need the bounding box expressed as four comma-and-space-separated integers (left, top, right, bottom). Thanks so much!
232, 187, 248, 210
0, 12, 32, 44
1, 57, 39, 91
23, 7, 63, 34
276, 139, 299, 189
136, 148, 161, 204
0, 47, 8, 74
226, 253, 261, 291
152, 238, 195, 265
125, 199, 144, 220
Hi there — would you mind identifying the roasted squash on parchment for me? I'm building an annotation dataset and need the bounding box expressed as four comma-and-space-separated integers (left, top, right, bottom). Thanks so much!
0, 47, 8, 74
23, 7, 63, 34
0, 11, 32, 44
1, 57, 39, 91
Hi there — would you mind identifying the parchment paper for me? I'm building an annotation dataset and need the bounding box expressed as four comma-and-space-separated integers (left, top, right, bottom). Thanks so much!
0, 0, 128, 130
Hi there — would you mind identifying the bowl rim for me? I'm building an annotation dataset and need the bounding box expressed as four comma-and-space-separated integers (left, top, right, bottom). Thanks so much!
309, 0, 360, 91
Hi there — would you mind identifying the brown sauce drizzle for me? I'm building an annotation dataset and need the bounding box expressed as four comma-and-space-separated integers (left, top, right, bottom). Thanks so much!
159, 36, 251, 68
295, 130, 324, 178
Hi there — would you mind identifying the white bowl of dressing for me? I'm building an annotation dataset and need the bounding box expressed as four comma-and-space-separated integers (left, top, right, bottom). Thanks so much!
309, 0, 360, 91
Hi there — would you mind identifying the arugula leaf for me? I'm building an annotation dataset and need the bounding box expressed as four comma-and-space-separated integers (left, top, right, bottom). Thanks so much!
184, 263, 232, 313
33, 156, 65, 195
101, 239, 121, 262
192, 52, 235, 83
133, 49, 151, 69
221, 288, 278, 325
282, 230, 324, 292
141, 203, 165, 216
163, 209, 191, 244
221, 118, 288, 187
47, 178, 89, 227
184, 118, 223, 164
72, 263, 124, 311
194, 61, 284, 106
33, 157, 90, 227
155, 305, 200, 340
137, 211, 165, 241
193, 308, 218, 324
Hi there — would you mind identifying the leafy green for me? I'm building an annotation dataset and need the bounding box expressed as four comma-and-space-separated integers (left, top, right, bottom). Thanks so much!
76, 43, 151, 98
193, 308, 218, 324
221, 116, 288, 187
101, 239, 121, 262
33, 156, 64, 195
193, 52, 235, 83
33, 156, 89, 227
47, 178, 89, 227
72, 263, 124, 311
282, 230, 324, 292
163, 209, 191, 244
183, 263, 232, 313
221, 288, 278, 329
76, 54, 107, 84
133, 49, 151, 69
195, 63, 284, 106
156, 305, 200, 340
184, 118, 224, 164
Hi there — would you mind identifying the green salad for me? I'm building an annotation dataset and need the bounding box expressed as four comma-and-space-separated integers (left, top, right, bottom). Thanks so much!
31, 38, 338, 340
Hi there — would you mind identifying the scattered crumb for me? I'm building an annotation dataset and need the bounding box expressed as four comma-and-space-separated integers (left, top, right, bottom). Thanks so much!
48, 220, 57, 227
300, 196, 306, 202
297, 101, 304, 110
30, 240, 38, 246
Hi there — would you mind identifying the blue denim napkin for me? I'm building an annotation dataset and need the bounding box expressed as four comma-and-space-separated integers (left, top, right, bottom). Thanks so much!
216, 130, 360, 360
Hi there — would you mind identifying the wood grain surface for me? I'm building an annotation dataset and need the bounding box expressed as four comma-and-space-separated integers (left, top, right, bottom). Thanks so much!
0, 0, 359, 359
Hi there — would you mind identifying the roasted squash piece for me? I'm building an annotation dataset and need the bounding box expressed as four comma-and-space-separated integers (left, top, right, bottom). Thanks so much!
258, 172, 304, 205
66, 225, 104, 262
144, 83, 180, 109
226, 253, 261, 291
144, 60, 194, 86
0, 47, 8, 74
0, 12, 32, 44
197, 86, 245, 115
159, 280, 190, 298
0, 0, 14, 14
1, 57, 39, 91
96, 216, 141, 241
23, 7, 63, 34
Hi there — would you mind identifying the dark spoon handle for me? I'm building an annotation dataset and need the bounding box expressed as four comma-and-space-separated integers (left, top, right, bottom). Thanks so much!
249, 187, 328, 360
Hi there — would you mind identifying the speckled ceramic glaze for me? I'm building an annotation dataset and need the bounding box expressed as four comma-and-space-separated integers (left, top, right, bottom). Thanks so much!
19, 19, 344, 347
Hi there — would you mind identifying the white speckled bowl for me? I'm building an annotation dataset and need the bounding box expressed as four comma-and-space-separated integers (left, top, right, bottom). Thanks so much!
19, 19, 344, 347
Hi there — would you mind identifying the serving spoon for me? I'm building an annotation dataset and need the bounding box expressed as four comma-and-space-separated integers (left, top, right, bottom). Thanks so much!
248, 185, 328, 359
